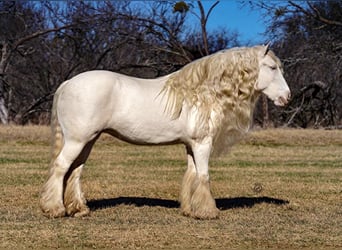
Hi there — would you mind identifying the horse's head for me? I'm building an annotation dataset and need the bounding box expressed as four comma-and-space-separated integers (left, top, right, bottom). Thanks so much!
255, 44, 291, 106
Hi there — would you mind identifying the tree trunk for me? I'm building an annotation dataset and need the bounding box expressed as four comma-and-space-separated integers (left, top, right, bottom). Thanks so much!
262, 94, 269, 128
0, 43, 10, 124
0, 91, 8, 124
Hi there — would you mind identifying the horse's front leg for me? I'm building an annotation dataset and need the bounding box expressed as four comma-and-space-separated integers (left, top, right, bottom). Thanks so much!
183, 138, 219, 219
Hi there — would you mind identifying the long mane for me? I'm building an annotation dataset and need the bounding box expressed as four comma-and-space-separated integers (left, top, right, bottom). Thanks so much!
161, 46, 272, 155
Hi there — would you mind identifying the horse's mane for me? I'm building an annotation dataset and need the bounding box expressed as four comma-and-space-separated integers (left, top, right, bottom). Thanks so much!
161, 46, 277, 156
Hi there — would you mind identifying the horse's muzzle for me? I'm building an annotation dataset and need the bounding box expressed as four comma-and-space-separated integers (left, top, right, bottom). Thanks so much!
275, 91, 291, 106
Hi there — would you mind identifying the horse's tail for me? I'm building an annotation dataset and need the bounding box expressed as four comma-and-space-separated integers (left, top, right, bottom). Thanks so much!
40, 81, 68, 216
49, 81, 67, 167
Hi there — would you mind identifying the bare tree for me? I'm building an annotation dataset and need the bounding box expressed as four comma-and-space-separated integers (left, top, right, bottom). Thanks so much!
0, 1, 239, 125
196, 1, 220, 56
246, 0, 342, 128
0, 1, 77, 124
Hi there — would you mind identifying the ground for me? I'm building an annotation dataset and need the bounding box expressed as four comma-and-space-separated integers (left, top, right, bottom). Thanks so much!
0, 126, 341, 249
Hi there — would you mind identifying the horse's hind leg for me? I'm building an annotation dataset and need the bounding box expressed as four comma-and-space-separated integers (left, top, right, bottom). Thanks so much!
64, 164, 89, 217
40, 140, 87, 218
63, 137, 98, 217
180, 146, 197, 216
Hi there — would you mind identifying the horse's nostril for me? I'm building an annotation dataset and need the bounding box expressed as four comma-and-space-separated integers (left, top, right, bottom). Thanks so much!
288, 92, 291, 101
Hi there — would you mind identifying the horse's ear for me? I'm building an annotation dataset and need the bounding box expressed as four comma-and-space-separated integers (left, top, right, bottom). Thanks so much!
264, 42, 271, 56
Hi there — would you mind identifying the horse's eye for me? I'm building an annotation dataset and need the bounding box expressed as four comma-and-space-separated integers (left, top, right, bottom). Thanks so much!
270, 65, 277, 70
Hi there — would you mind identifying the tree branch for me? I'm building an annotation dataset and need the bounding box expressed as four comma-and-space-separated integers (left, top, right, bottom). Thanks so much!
307, 1, 342, 26
205, 1, 220, 26
289, 1, 342, 27
13, 23, 75, 50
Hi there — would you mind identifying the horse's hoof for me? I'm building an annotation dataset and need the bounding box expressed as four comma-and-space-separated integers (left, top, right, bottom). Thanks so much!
180, 204, 192, 217
191, 208, 219, 220
41, 206, 66, 218
73, 207, 90, 218
66, 203, 90, 218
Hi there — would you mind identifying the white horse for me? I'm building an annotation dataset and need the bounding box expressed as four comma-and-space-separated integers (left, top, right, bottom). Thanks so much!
40, 45, 290, 219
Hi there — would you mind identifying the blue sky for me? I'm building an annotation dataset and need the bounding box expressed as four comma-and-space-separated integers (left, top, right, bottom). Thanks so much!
195, 1, 268, 45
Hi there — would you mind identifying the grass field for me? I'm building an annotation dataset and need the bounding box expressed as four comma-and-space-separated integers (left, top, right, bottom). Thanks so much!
0, 126, 341, 249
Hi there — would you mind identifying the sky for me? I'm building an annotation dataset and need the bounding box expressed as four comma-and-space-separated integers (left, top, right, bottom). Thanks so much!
196, 1, 268, 45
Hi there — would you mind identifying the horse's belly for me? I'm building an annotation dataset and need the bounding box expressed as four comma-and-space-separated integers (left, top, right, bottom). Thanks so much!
108, 104, 184, 145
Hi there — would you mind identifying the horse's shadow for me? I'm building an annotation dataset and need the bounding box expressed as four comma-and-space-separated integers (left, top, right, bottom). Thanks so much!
87, 196, 288, 211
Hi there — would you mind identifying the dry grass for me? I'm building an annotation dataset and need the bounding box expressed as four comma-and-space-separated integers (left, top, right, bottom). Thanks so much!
0, 125, 341, 249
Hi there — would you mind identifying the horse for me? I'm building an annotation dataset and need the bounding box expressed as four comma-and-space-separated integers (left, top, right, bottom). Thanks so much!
40, 44, 291, 219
